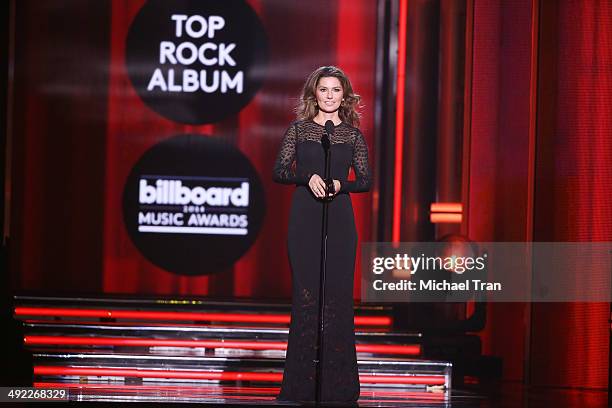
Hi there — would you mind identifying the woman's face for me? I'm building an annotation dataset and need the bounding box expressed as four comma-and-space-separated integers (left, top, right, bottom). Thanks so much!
315, 76, 343, 113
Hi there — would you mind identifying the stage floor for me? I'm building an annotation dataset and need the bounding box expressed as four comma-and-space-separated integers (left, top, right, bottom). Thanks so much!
33, 382, 608, 407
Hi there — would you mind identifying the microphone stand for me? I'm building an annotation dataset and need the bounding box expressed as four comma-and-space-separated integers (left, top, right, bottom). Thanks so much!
314, 123, 334, 405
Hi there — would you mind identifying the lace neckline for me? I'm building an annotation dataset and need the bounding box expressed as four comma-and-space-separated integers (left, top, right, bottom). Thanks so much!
309, 119, 344, 128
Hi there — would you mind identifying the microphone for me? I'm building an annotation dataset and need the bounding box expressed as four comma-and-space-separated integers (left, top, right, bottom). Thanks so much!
322, 120, 335, 196
322, 120, 334, 151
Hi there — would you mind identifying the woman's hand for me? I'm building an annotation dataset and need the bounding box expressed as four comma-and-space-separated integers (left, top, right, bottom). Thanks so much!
326, 179, 341, 198
309, 175, 341, 199
331, 180, 341, 196
308, 174, 328, 198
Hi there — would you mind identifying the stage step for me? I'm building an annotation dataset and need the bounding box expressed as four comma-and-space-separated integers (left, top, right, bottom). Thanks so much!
24, 335, 421, 357
14, 295, 394, 326
21, 320, 419, 338
32, 382, 450, 405
15, 306, 392, 327
31, 350, 450, 377
31, 362, 450, 388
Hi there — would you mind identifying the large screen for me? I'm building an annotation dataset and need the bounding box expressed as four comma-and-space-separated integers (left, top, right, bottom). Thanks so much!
8, 0, 377, 298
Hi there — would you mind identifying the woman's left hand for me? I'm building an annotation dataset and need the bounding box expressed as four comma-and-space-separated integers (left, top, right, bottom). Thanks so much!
327, 180, 341, 198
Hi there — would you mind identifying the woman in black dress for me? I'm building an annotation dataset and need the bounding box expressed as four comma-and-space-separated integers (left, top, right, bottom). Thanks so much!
272, 66, 372, 404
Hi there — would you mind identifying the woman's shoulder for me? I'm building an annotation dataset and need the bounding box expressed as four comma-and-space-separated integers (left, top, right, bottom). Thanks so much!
286, 118, 308, 129
282, 119, 303, 135
294, 118, 314, 126
341, 121, 361, 132
338, 121, 364, 141
291, 118, 321, 133
283, 119, 315, 138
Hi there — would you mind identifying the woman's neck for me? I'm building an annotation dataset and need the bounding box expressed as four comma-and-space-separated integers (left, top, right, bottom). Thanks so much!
313, 111, 341, 126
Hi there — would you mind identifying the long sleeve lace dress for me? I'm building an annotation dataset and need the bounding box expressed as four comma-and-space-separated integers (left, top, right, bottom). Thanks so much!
272, 119, 372, 404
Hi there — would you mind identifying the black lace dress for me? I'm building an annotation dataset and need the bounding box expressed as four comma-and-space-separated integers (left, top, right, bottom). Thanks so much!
272, 119, 372, 404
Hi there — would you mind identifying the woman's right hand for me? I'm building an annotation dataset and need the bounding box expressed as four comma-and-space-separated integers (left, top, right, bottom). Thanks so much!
308, 174, 328, 198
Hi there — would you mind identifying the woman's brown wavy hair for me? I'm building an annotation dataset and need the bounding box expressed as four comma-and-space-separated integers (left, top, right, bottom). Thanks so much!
295, 66, 361, 128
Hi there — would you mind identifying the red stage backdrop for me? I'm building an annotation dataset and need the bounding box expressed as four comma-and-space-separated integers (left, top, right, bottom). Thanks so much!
9, 0, 377, 299
529, 0, 612, 390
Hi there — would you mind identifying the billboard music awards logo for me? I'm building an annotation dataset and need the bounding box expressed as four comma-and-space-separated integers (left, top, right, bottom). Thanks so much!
122, 135, 266, 276
125, 0, 268, 124
137, 177, 250, 235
